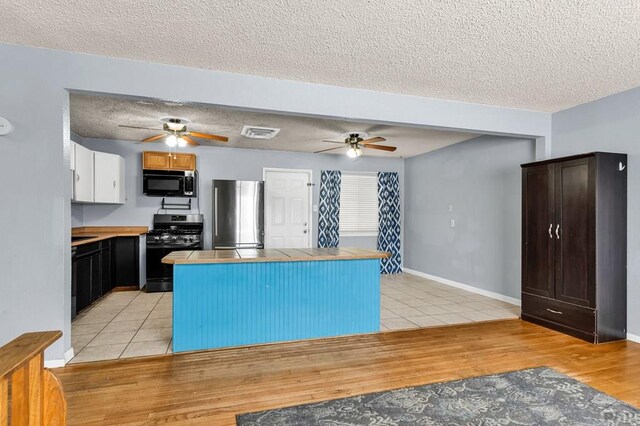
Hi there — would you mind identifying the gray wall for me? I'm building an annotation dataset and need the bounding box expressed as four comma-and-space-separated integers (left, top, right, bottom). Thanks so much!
0, 43, 550, 362
71, 204, 84, 228
404, 136, 535, 299
76, 138, 404, 251
552, 86, 640, 337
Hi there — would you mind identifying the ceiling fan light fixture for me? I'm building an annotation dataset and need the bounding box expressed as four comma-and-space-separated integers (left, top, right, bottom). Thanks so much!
346, 146, 363, 158
177, 136, 187, 147
165, 134, 178, 147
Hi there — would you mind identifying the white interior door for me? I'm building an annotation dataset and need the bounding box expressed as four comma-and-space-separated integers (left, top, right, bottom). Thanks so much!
264, 169, 312, 248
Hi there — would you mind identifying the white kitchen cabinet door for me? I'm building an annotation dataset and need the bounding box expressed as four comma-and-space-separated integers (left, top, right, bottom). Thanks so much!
94, 152, 125, 204
73, 142, 95, 202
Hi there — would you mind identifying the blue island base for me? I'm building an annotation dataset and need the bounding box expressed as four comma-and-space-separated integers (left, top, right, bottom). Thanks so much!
173, 259, 380, 353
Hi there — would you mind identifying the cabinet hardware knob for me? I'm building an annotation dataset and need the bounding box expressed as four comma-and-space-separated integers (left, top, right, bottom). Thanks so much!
546, 308, 563, 315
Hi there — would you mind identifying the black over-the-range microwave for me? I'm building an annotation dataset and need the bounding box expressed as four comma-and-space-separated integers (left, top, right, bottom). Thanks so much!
143, 170, 197, 197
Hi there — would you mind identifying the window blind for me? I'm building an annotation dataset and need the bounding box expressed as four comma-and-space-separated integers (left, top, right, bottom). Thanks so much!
339, 172, 379, 236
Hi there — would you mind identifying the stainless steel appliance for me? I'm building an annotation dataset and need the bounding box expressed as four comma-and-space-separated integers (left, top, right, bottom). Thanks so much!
212, 180, 264, 249
143, 170, 197, 197
146, 214, 203, 292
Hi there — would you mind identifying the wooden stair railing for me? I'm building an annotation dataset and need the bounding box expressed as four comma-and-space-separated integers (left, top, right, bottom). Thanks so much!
0, 331, 66, 425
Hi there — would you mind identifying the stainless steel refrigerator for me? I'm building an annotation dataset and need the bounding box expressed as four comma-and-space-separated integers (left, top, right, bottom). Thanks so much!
212, 179, 265, 249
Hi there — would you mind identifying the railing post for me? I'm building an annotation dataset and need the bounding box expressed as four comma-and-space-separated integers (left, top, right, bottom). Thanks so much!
0, 331, 64, 426
28, 354, 44, 425
11, 365, 28, 425
1, 377, 8, 425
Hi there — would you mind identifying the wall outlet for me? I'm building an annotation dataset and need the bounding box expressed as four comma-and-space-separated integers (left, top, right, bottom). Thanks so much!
450, 219, 455, 228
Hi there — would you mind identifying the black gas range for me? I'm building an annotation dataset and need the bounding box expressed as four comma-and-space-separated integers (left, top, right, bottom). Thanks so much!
146, 214, 203, 292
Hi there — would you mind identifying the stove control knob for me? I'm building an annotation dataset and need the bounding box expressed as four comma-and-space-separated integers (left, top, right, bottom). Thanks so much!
171, 236, 177, 241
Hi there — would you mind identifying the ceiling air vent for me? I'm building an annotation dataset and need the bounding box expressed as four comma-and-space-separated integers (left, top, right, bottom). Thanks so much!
240, 125, 280, 140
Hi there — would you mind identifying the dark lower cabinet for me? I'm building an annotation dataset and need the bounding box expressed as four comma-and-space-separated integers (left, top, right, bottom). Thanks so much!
74, 241, 102, 313
101, 239, 112, 293
72, 236, 140, 318
112, 237, 140, 287
521, 152, 627, 343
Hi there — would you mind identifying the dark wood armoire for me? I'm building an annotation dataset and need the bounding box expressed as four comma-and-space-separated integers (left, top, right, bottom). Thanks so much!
521, 152, 627, 343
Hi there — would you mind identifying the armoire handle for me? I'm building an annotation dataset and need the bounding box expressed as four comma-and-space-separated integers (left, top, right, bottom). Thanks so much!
546, 308, 563, 315
548, 224, 553, 239
555, 224, 560, 239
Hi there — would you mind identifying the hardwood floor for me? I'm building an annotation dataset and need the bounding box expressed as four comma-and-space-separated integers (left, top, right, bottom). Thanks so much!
53, 319, 640, 425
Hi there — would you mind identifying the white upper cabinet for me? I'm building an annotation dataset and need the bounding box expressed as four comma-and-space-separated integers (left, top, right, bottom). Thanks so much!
72, 142, 95, 203
94, 152, 125, 204
71, 141, 125, 204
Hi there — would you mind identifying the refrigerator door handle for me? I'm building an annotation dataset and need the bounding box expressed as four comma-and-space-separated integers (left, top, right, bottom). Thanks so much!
214, 187, 218, 237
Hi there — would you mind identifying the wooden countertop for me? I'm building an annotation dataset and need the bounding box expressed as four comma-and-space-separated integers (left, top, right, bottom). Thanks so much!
162, 247, 389, 264
72, 226, 148, 247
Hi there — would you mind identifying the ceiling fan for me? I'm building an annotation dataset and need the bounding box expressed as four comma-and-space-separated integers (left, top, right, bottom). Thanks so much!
314, 133, 396, 157
118, 118, 229, 147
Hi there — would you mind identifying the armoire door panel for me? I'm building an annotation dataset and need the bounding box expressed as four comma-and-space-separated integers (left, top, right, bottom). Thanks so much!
554, 159, 595, 307
522, 164, 555, 298
521, 152, 627, 344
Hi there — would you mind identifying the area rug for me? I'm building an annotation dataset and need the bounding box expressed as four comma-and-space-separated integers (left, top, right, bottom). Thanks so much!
237, 367, 640, 425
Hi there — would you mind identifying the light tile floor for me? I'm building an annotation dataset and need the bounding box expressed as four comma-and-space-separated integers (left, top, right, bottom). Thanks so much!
70, 291, 172, 364
380, 273, 520, 331
70, 273, 520, 363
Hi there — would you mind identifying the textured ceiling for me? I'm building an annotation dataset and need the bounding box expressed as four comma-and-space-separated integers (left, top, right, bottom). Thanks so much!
70, 94, 477, 158
3, 1, 640, 112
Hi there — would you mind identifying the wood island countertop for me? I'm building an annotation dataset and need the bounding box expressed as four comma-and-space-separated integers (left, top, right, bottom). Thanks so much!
72, 226, 148, 247
162, 247, 389, 264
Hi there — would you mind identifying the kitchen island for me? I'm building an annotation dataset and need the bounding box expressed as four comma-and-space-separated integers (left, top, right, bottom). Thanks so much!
162, 248, 388, 352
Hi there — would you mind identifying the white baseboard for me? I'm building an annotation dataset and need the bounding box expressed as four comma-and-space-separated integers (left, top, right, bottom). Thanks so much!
65, 347, 75, 364
45, 348, 74, 368
403, 268, 521, 306
44, 359, 65, 368
627, 333, 640, 343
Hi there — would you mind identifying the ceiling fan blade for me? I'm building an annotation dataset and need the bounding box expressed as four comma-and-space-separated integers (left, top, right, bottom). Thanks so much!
363, 144, 396, 152
314, 146, 346, 154
181, 135, 199, 146
118, 125, 163, 131
142, 134, 167, 143
187, 131, 228, 142
360, 136, 386, 145
321, 139, 347, 145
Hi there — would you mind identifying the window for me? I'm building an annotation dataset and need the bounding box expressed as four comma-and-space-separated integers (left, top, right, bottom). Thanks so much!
340, 172, 379, 236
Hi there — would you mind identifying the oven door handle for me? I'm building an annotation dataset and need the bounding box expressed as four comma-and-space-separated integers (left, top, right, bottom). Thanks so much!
147, 243, 202, 249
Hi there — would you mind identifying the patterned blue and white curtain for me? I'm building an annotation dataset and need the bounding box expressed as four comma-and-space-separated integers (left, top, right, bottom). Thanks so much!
318, 170, 341, 248
377, 172, 402, 274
